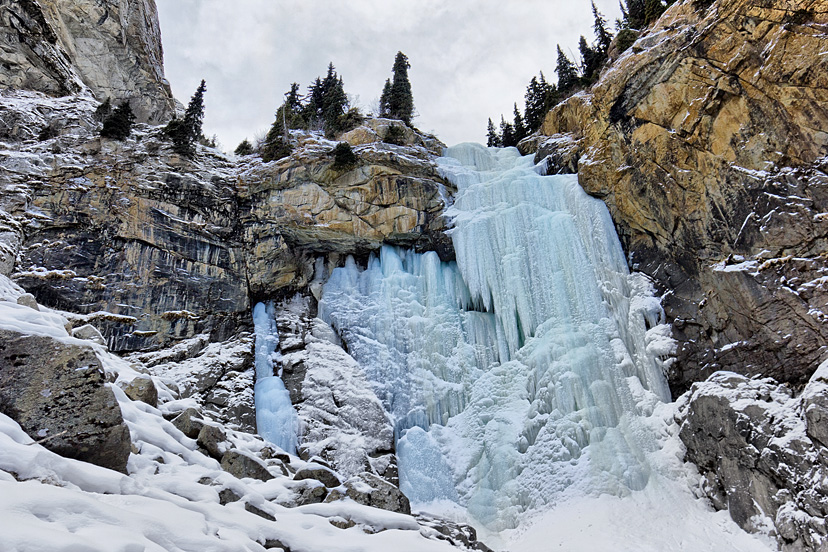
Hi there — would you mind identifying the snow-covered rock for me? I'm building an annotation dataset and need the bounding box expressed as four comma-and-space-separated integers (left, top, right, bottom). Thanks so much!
272, 294, 399, 483
678, 370, 828, 551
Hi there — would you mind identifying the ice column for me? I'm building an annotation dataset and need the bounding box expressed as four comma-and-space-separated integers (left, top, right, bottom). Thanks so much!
253, 301, 298, 454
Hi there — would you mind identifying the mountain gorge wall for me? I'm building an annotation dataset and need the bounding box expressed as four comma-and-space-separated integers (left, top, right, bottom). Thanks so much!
539, 0, 828, 394
3, 0, 828, 548
0, 0, 174, 122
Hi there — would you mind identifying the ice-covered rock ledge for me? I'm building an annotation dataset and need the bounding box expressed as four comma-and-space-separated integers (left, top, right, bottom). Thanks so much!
677, 365, 828, 551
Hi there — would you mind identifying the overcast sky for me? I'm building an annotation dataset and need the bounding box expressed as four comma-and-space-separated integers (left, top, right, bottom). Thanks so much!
155, 0, 621, 151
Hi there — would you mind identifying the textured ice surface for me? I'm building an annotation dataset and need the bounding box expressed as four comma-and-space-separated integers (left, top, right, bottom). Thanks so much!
253, 302, 298, 454
320, 144, 675, 530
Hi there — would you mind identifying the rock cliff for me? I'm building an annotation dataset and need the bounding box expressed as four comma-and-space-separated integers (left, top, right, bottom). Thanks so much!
0, 0, 174, 123
538, 0, 828, 395
0, 91, 450, 351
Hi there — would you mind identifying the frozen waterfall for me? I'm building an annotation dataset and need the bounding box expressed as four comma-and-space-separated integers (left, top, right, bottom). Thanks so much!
318, 144, 674, 530
253, 301, 298, 454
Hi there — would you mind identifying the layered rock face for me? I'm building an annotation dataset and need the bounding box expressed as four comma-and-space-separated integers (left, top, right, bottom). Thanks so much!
0, 0, 174, 123
539, 0, 828, 394
241, 135, 452, 301
0, 90, 450, 351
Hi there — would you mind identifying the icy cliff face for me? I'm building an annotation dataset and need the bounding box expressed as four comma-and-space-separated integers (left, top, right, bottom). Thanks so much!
320, 144, 675, 530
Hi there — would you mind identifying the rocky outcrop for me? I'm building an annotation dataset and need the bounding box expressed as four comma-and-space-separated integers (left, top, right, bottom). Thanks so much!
241, 134, 452, 300
0, 328, 131, 472
678, 369, 828, 551
136, 334, 256, 431
271, 294, 399, 483
0, 0, 174, 123
1, 91, 452, 352
325, 472, 411, 515
538, 0, 828, 395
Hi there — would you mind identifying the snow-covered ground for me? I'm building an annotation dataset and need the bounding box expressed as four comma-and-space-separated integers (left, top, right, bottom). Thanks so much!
0, 276, 469, 552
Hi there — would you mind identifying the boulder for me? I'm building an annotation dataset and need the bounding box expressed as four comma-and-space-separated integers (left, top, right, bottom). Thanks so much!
293, 465, 341, 489
122, 376, 158, 407
218, 487, 242, 505
0, 329, 130, 473
171, 408, 205, 439
221, 449, 274, 482
16, 293, 39, 310
72, 324, 106, 346
197, 424, 227, 459
324, 472, 411, 515
340, 126, 380, 146
244, 501, 275, 522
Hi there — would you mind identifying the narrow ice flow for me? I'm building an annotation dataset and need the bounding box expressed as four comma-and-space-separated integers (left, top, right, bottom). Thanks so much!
253, 302, 298, 454
319, 144, 674, 531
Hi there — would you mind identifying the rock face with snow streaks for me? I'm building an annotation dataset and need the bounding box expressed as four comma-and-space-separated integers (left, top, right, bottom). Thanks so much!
538, 0, 828, 394
678, 368, 828, 551
270, 295, 399, 483
1, 90, 450, 352
0, 0, 174, 123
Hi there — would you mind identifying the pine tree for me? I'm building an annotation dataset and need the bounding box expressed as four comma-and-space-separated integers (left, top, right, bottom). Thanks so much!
304, 64, 350, 136
165, 79, 206, 157
184, 79, 206, 139
260, 122, 292, 162
524, 72, 558, 132
100, 101, 135, 141
388, 51, 414, 124
331, 142, 358, 170
276, 82, 306, 131
555, 46, 579, 94
500, 115, 516, 148
513, 104, 527, 144
234, 139, 253, 156
592, 2, 613, 54
93, 98, 112, 122
624, 0, 646, 29
644, 0, 666, 25
579, 36, 601, 84
486, 118, 501, 147
379, 79, 392, 118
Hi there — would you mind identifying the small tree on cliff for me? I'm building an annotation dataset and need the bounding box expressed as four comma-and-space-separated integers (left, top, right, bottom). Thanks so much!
234, 139, 254, 156
379, 78, 392, 118
100, 101, 135, 141
592, 1, 613, 54
555, 46, 579, 94
486, 118, 501, 147
165, 79, 206, 157
513, 104, 527, 144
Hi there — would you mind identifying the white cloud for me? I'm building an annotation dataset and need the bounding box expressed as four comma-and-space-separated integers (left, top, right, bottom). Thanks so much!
156, 0, 621, 150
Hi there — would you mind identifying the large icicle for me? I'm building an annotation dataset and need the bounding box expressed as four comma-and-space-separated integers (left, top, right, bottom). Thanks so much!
319, 144, 674, 530
253, 302, 298, 454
